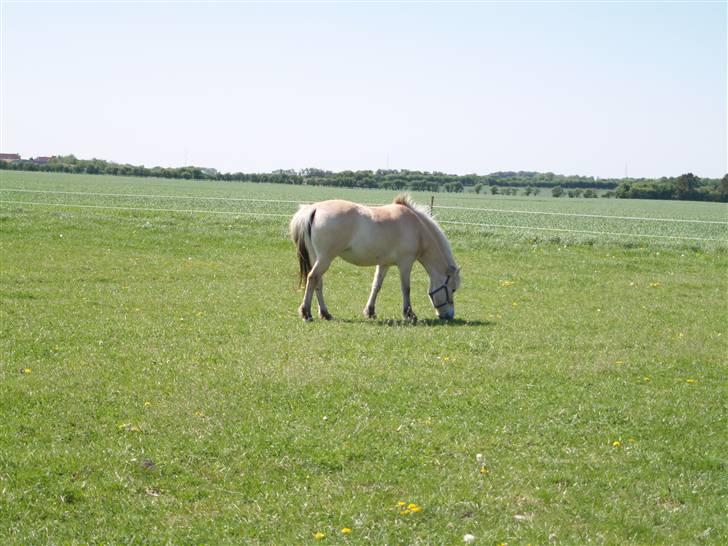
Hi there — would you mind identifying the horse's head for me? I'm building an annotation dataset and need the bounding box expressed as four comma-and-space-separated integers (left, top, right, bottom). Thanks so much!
428, 264, 461, 320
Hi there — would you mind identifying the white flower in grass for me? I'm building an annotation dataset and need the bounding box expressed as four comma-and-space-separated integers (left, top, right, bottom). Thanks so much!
464, 534, 476, 544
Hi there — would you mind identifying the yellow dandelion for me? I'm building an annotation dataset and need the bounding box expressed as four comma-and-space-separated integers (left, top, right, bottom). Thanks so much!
643, 376, 652, 382
614, 360, 624, 365
400, 509, 411, 516
686, 378, 697, 384
195, 411, 205, 417
21, 368, 32, 374
341, 527, 352, 535
499, 280, 514, 287
397, 501, 406, 507
144, 401, 152, 408
612, 440, 621, 448
649, 282, 660, 288
410, 505, 422, 513
480, 465, 489, 475
313, 531, 325, 540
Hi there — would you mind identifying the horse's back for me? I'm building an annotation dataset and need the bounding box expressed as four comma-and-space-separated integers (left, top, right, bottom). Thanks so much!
311, 200, 420, 266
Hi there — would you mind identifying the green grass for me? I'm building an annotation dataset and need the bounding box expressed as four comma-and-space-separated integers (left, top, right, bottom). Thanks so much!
1, 172, 727, 544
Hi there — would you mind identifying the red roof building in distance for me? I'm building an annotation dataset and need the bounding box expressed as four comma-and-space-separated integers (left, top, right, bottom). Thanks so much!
0, 153, 21, 162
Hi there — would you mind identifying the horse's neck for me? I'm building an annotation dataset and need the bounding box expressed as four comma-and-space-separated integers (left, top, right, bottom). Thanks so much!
418, 230, 451, 281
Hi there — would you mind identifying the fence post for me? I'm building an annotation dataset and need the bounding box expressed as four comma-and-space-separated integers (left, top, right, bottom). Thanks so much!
429, 195, 434, 216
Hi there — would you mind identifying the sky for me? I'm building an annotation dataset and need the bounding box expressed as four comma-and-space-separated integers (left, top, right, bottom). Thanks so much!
1, 0, 726, 179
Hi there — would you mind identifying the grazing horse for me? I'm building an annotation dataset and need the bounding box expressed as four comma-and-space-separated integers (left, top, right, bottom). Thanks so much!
290, 194, 461, 322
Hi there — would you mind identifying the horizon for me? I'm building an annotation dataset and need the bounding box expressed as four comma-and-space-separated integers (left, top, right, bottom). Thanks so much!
2, 1, 726, 179
4, 151, 724, 182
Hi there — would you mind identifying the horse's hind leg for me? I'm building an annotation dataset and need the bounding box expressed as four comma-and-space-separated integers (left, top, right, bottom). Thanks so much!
364, 265, 389, 318
316, 278, 332, 320
300, 257, 333, 321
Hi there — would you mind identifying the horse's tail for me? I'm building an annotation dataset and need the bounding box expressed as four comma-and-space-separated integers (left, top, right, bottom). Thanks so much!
289, 204, 316, 288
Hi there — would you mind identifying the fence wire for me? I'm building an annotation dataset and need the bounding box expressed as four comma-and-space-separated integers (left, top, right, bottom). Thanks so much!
1, 188, 726, 244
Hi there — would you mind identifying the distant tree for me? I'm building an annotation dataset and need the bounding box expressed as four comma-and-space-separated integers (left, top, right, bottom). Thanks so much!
490, 186, 499, 195
444, 182, 464, 193
474, 183, 484, 194
552, 185, 564, 198
407, 180, 428, 192
717, 174, 728, 201
460, 174, 479, 186
674, 173, 699, 200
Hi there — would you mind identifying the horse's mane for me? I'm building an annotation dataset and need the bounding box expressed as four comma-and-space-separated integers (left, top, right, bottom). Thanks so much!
393, 194, 456, 267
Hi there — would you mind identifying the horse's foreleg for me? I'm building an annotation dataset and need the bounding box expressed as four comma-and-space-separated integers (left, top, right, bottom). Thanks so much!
300, 258, 332, 321
363, 265, 389, 319
398, 261, 417, 324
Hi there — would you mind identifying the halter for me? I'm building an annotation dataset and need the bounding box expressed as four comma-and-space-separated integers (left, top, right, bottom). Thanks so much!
428, 275, 453, 309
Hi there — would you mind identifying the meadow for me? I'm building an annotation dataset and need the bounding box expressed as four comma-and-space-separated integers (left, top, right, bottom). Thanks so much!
1, 171, 727, 544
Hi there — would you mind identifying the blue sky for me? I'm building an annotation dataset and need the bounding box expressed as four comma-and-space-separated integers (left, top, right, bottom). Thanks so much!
2, 1, 725, 178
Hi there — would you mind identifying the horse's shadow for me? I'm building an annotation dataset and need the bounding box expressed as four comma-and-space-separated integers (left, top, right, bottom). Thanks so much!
334, 317, 494, 328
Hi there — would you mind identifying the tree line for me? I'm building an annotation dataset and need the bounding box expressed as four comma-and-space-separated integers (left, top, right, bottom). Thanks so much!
2, 155, 725, 202
614, 173, 727, 202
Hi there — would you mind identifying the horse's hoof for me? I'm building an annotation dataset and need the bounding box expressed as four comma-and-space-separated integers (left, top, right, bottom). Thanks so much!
320, 311, 333, 320
364, 306, 376, 319
299, 306, 313, 321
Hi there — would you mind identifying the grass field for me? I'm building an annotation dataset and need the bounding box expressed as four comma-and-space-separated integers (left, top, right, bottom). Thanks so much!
1, 171, 727, 544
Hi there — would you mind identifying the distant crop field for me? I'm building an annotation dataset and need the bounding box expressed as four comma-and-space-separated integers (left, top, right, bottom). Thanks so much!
1, 171, 727, 544
1, 171, 726, 247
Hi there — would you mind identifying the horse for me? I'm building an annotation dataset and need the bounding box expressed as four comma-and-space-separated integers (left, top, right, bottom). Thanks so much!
289, 194, 461, 322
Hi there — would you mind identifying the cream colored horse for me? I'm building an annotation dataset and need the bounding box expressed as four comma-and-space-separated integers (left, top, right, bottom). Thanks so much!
290, 194, 461, 322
